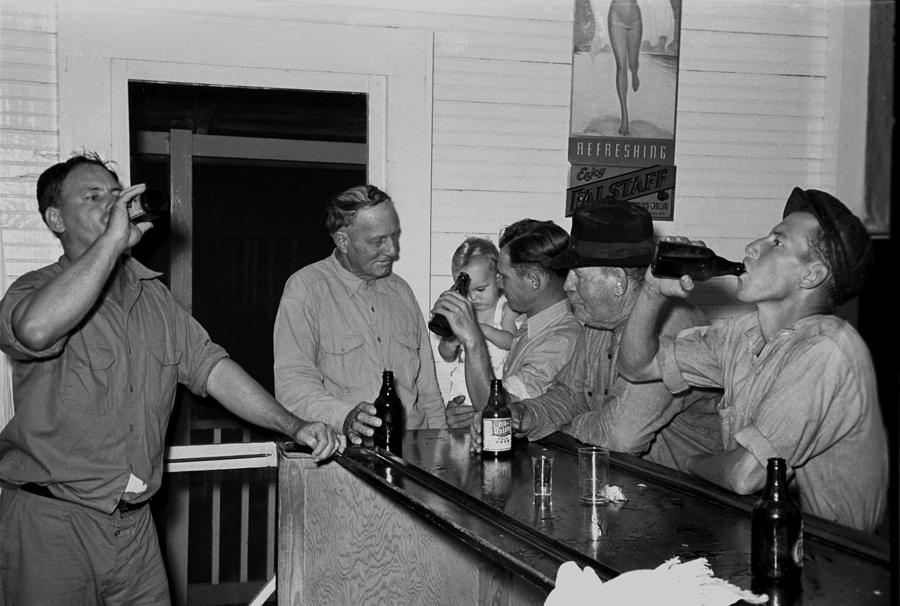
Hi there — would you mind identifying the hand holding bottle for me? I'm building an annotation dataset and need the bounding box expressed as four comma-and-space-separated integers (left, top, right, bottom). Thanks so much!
341, 401, 380, 446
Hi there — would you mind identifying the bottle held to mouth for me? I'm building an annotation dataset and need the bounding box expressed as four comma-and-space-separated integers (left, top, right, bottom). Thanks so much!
651, 240, 745, 281
126, 190, 169, 223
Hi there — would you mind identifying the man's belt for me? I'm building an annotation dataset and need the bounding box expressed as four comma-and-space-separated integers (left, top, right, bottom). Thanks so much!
18, 482, 148, 512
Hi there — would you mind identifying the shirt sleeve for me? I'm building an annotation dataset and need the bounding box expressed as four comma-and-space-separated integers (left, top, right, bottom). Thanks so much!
413, 303, 448, 429
0, 269, 69, 360
273, 278, 356, 430
160, 283, 229, 397
504, 327, 578, 400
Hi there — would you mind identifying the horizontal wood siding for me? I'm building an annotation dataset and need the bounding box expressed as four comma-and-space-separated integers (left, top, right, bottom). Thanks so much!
0, 0, 866, 396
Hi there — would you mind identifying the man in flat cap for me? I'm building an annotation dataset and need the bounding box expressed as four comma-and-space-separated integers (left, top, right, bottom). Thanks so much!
470, 200, 723, 469
617, 188, 888, 533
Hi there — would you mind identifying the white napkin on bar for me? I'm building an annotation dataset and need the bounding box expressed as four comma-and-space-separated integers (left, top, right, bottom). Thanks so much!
545, 557, 768, 606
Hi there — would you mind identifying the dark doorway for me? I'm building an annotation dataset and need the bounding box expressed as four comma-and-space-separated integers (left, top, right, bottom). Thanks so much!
129, 82, 366, 443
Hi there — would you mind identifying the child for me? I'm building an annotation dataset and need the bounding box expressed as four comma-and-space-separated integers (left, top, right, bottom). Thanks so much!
438, 237, 520, 406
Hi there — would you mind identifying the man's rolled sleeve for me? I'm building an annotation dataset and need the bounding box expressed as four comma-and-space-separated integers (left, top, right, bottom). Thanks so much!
657, 335, 691, 394
735, 425, 781, 468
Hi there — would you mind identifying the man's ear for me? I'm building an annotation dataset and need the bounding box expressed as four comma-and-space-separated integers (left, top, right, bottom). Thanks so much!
799, 261, 830, 291
333, 229, 349, 253
613, 267, 627, 297
44, 207, 65, 234
525, 270, 541, 291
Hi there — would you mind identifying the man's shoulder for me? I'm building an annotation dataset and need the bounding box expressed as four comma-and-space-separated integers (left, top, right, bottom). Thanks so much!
661, 300, 710, 334
282, 256, 336, 292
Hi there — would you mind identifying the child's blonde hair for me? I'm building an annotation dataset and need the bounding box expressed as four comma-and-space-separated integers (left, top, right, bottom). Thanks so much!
451, 237, 499, 274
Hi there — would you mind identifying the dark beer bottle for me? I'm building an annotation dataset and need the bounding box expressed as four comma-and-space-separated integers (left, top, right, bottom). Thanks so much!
481, 379, 512, 457
751, 457, 803, 583
651, 240, 745, 280
428, 272, 470, 338
372, 370, 404, 456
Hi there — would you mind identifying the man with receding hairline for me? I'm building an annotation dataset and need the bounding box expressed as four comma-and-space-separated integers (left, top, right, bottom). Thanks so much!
274, 184, 447, 446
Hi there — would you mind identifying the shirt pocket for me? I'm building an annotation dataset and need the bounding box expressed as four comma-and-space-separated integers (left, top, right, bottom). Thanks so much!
389, 332, 419, 392
148, 343, 182, 409
321, 333, 366, 392
64, 345, 115, 415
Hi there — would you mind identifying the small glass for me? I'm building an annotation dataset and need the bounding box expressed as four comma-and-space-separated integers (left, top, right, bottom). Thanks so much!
531, 449, 554, 497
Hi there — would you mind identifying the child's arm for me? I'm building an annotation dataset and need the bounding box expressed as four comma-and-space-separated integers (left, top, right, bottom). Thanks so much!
480, 302, 519, 351
480, 324, 514, 351
438, 336, 462, 361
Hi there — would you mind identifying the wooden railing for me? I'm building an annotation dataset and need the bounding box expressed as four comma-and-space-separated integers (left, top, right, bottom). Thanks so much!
162, 439, 279, 606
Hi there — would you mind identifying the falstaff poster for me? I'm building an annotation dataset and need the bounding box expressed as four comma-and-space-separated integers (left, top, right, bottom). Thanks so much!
567, 0, 682, 220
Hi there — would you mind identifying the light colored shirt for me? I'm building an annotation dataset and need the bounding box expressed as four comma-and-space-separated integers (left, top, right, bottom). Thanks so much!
502, 298, 580, 400
658, 313, 888, 532
0, 256, 227, 513
523, 301, 722, 471
274, 251, 446, 431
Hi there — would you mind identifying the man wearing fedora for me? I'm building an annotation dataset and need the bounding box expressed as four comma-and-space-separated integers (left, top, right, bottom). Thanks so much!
470, 200, 723, 469
617, 188, 887, 532
432, 218, 580, 422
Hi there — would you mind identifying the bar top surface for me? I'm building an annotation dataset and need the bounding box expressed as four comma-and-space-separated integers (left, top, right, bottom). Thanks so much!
282, 429, 891, 604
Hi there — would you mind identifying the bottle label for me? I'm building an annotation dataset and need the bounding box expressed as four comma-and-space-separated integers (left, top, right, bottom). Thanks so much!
792, 522, 804, 567
483, 417, 511, 452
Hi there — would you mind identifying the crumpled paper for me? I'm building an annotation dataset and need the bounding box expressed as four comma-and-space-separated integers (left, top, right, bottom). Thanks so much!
606, 485, 626, 502
544, 557, 768, 606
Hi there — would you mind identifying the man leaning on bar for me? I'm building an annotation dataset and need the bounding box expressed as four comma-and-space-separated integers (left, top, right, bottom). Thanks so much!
617, 187, 888, 533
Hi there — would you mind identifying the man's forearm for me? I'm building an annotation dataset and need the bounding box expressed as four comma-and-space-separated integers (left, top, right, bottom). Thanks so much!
617, 288, 668, 382
208, 358, 304, 438
687, 447, 766, 495
462, 336, 495, 410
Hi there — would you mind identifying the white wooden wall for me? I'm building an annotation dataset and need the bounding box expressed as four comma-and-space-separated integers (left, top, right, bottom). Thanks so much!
0, 0, 875, 408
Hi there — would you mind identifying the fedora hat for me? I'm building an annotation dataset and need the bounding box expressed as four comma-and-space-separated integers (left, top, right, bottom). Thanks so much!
548, 201, 655, 269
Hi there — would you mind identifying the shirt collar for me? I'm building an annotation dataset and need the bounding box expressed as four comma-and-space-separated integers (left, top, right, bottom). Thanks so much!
522, 298, 572, 337
326, 249, 389, 297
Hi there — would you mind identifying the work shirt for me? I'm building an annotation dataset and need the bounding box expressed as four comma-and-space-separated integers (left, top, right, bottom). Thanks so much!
274, 251, 446, 431
0, 256, 228, 514
524, 301, 722, 470
657, 313, 888, 532
502, 298, 580, 400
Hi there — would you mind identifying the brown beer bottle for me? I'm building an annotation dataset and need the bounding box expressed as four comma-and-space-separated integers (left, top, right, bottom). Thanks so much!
651, 240, 745, 280
481, 379, 512, 457
372, 370, 404, 456
751, 458, 803, 583
428, 272, 470, 338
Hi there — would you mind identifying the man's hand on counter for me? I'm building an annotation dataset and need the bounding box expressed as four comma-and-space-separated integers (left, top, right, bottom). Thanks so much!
445, 395, 475, 428
293, 421, 346, 462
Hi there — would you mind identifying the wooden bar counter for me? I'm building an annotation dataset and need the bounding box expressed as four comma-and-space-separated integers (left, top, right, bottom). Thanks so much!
278, 429, 891, 605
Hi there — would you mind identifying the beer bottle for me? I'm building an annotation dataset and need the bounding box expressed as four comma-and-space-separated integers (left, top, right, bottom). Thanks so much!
372, 370, 404, 456
751, 457, 803, 583
429, 272, 470, 338
651, 240, 745, 280
481, 379, 512, 457
126, 190, 169, 223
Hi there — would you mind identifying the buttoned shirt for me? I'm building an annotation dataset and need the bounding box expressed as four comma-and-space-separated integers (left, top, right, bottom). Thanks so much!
502, 298, 580, 400
523, 301, 722, 470
0, 256, 228, 514
657, 313, 888, 532
274, 251, 446, 431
